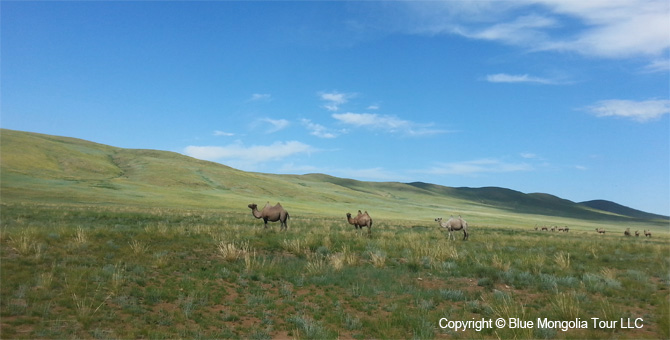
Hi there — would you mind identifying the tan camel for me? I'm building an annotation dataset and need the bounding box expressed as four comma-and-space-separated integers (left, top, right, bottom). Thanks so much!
541, 226, 548, 231
635, 230, 640, 237
346, 210, 372, 236
248, 202, 290, 230
596, 228, 606, 234
644, 230, 652, 237
435, 215, 469, 241
563, 227, 570, 232
624, 228, 631, 237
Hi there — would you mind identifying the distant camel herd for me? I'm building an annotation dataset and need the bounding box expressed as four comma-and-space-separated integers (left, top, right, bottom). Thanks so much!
535, 225, 569, 232
246, 202, 653, 240
247, 202, 470, 240
534, 225, 652, 237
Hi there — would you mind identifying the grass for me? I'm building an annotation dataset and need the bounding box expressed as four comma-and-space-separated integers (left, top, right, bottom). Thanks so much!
1, 203, 669, 339
1, 129, 669, 338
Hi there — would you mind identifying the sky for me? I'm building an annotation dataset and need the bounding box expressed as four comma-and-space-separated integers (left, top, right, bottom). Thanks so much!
2, 1, 669, 216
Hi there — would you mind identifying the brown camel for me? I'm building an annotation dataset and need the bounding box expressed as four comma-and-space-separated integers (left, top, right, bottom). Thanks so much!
644, 230, 652, 237
596, 228, 606, 234
435, 215, 469, 241
248, 202, 290, 230
624, 228, 631, 237
346, 210, 372, 236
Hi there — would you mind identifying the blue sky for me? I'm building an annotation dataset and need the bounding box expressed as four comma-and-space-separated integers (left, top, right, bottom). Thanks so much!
2, 1, 669, 215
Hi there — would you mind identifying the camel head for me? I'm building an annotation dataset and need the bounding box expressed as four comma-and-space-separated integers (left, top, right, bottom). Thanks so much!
248, 203, 258, 210
346, 213, 352, 219
435, 218, 442, 222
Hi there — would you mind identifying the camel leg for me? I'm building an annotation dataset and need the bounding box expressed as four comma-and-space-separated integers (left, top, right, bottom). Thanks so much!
263, 218, 268, 229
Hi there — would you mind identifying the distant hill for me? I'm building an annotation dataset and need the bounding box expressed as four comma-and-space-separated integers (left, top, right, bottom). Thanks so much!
580, 200, 669, 221
1, 129, 667, 225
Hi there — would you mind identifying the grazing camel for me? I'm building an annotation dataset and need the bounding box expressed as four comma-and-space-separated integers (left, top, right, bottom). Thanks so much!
624, 228, 631, 237
541, 226, 548, 231
558, 227, 564, 232
635, 230, 640, 237
563, 227, 570, 232
551, 226, 556, 232
248, 202, 290, 230
435, 215, 469, 241
595, 228, 606, 234
346, 210, 372, 236
644, 230, 652, 237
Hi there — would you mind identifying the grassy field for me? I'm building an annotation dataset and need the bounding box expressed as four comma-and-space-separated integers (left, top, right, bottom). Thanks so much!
1, 203, 668, 339
1, 129, 669, 339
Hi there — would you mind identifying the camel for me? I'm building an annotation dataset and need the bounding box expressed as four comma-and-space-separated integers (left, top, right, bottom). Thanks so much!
558, 227, 565, 232
346, 210, 372, 236
435, 215, 469, 241
635, 230, 640, 237
644, 230, 652, 237
541, 226, 548, 231
624, 228, 631, 237
595, 228, 606, 234
563, 227, 569, 232
248, 202, 290, 231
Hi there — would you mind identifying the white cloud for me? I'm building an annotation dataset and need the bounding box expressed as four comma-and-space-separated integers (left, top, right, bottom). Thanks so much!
584, 99, 670, 122
183, 141, 316, 168
301, 119, 338, 138
249, 93, 272, 101
643, 58, 670, 73
258, 118, 290, 133
421, 158, 533, 176
395, 0, 670, 59
319, 91, 355, 111
486, 73, 560, 85
214, 130, 235, 136
332, 112, 447, 136
520, 152, 537, 159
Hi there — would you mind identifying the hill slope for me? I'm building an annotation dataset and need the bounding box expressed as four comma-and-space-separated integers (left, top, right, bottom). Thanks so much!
580, 199, 669, 221
1, 129, 666, 224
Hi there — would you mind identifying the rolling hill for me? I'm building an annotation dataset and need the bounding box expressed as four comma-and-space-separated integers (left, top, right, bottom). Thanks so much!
1, 129, 667, 225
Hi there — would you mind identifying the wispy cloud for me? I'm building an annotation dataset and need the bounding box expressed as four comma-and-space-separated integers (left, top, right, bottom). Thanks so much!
258, 118, 290, 133
332, 112, 447, 136
643, 58, 670, 73
319, 91, 355, 111
301, 119, 338, 139
393, 1, 670, 59
486, 73, 561, 85
584, 99, 670, 122
249, 93, 272, 101
214, 130, 235, 137
183, 141, 316, 169
420, 158, 533, 176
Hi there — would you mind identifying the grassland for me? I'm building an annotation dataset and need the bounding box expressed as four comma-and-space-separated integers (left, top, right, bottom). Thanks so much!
1, 129, 669, 339
1, 203, 669, 339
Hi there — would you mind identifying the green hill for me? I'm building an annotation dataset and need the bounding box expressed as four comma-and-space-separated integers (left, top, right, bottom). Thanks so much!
580, 199, 669, 221
1, 129, 667, 226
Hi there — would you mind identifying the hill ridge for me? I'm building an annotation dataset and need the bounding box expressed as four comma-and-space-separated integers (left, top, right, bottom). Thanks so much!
1, 128, 667, 223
